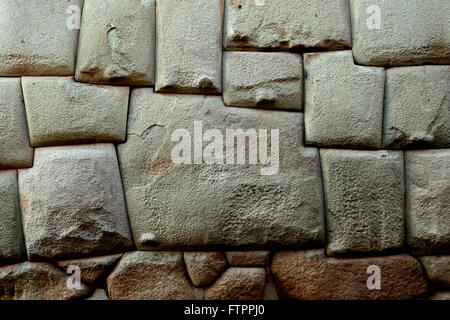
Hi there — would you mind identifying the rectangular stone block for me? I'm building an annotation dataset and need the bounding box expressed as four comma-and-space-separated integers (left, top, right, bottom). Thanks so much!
0, 0, 82, 75
155, 0, 222, 93
224, 0, 351, 50
320, 149, 405, 256
0, 170, 26, 264
406, 150, 450, 254
75, 0, 156, 86
304, 51, 384, 149
223, 52, 302, 111
383, 66, 450, 149
350, 0, 450, 66
271, 250, 428, 300
18, 144, 133, 261
117, 89, 325, 250
21, 77, 129, 147
0, 78, 33, 169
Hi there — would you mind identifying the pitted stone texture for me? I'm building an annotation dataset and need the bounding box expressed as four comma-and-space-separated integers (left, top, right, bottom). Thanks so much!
117, 89, 325, 250
383, 66, 450, 149
0, 0, 82, 76
57, 254, 123, 285
271, 250, 428, 300
350, 0, 450, 67
21, 77, 129, 147
0, 262, 90, 300
76, 0, 155, 86
304, 51, 384, 149
184, 252, 227, 287
204, 267, 266, 300
320, 150, 405, 256
107, 251, 195, 300
225, 251, 270, 266
419, 256, 450, 288
223, 52, 302, 110
0, 171, 26, 264
18, 144, 133, 261
406, 150, 450, 254
224, 0, 351, 50
155, 0, 222, 93
0, 78, 33, 169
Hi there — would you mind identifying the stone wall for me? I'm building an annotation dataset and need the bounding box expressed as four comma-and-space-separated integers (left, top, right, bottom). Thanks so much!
0, 0, 449, 300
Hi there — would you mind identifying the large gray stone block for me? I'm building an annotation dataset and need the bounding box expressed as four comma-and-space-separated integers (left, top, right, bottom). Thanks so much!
117, 89, 325, 250
0, 0, 82, 75
0, 170, 26, 264
320, 149, 405, 256
383, 66, 450, 149
21, 77, 129, 147
18, 144, 134, 261
155, 0, 222, 93
224, 0, 351, 50
223, 52, 302, 111
406, 150, 450, 254
0, 78, 33, 169
75, 0, 155, 86
304, 51, 385, 148
350, 0, 450, 66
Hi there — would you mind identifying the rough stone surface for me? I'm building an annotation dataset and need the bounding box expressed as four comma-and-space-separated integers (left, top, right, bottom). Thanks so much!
429, 291, 450, 300
350, 0, 450, 67
76, 0, 155, 86
184, 252, 227, 287
86, 288, 110, 300
155, 0, 222, 93
0, 0, 82, 76
406, 150, 450, 254
204, 267, 266, 300
225, 251, 270, 266
320, 149, 405, 256
271, 250, 428, 300
107, 251, 195, 300
224, 0, 351, 50
419, 256, 450, 288
0, 171, 26, 264
383, 66, 450, 149
21, 77, 129, 147
263, 281, 279, 300
18, 144, 133, 261
0, 262, 89, 300
57, 254, 123, 285
0, 78, 33, 169
304, 51, 385, 149
223, 52, 302, 110
117, 89, 325, 249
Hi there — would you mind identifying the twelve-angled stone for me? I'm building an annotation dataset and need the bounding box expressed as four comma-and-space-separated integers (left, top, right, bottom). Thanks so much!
117, 89, 325, 250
